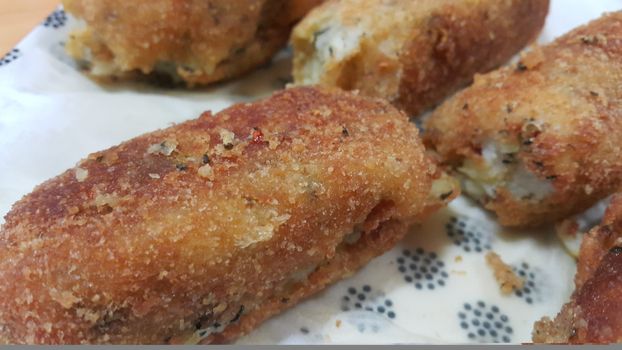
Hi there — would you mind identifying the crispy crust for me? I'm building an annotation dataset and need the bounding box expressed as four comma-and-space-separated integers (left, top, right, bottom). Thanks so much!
62, 0, 322, 86
0, 86, 457, 344
533, 194, 622, 343
291, 0, 548, 117
425, 12, 622, 227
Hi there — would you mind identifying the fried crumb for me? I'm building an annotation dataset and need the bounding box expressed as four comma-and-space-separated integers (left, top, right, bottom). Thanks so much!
43, 323, 53, 333
68, 206, 80, 215
219, 129, 235, 149
197, 164, 214, 180
50, 290, 81, 309
532, 313, 574, 343
267, 135, 280, 150
335, 319, 342, 328
75, 168, 88, 182
147, 140, 178, 156
485, 252, 524, 295
519, 46, 545, 70
213, 302, 227, 314
454, 255, 463, 263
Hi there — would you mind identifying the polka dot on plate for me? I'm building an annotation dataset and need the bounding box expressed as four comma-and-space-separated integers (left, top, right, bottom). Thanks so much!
341, 285, 396, 320
458, 301, 513, 343
512, 262, 545, 304
445, 216, 492, 253
397, 248, 449, 290
43, 9, 67, 28
0, 48, 21, 67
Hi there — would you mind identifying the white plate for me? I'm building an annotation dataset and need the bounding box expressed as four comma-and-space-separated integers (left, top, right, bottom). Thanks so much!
0, 0, 619, 344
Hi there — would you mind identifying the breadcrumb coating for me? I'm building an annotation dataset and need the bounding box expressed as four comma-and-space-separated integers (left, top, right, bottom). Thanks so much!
425, 12, 622, 227
0, 86, 457, 344
533, 193, 622, 343
291, 0, 548, 117
63, 0, 322, 86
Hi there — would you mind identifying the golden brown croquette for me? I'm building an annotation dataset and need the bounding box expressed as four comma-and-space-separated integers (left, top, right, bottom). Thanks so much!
63, 0, 323, 86
291, 0, 549, 117
425, 12, 622, 227
0, 86, 457, 344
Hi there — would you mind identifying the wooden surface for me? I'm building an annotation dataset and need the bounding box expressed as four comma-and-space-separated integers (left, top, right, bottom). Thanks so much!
0, 0, 59, 54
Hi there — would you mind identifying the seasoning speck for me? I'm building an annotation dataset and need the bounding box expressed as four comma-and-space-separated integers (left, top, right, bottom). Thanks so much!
341, 126, 349, 137
230, 305, 244, 323
251, 127, 264, 143
516, 62, 527, 72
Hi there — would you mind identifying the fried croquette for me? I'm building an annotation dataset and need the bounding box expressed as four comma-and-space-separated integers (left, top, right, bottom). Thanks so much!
533, 193, 622, 343
63, 0, 322, 86
425, 12, 622, 227
291, 0, 549, 117
0, 86, 458, 344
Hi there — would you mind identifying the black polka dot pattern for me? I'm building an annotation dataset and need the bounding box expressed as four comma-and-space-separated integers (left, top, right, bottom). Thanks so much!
512, 262, 543, 304
458, 301, 513, 343
397, 248, 449, 290
445, 216, 492, 253
43, 9, 67, 28
341, 285, 396, 320
0, 49, 21, 67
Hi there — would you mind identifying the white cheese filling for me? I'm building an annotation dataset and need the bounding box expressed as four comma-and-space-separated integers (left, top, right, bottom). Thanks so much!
459, 140, 554, 202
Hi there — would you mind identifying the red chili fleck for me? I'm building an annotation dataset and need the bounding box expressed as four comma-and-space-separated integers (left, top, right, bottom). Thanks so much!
251, 127, 264, 144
